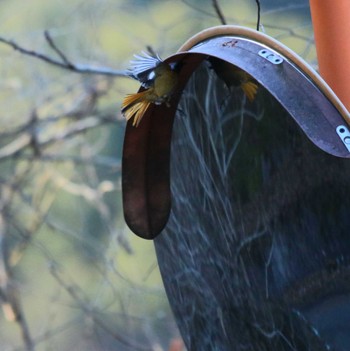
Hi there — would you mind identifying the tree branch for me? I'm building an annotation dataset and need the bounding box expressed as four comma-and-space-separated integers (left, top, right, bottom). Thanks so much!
44, 30, 75, 69
0, 34, 128, 77
0, 198, 34, 351
50, 265, 155, 351
0, 113, 120, 161
255, 0, 261, 31
212, 0, 227, 25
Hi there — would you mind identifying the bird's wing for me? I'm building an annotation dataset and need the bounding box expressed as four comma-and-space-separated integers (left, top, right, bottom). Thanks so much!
128, 51, 163, 87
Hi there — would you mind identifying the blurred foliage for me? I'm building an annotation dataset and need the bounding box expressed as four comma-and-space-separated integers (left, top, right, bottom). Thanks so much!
0, 0, 315, 350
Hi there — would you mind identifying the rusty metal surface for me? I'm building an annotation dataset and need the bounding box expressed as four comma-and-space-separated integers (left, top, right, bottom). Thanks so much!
122, 34, 350, 239
122, 54, 204, 239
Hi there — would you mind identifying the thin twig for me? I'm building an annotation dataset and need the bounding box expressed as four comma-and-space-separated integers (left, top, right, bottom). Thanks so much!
182, 0, 220, 18
255, 0, 261, 31
0, 212, 34, 351
146, 45, 158, 57
50, 266, 154, 351
212, 0, 227, 25
17, 153, 121, 168
0, 35, 128, 77
44, 30, 75, 69
0, 114, 119, 161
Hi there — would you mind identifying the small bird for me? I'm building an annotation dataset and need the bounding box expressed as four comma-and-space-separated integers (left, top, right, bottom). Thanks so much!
122, 52, 180, 127
209, 57, 258, 102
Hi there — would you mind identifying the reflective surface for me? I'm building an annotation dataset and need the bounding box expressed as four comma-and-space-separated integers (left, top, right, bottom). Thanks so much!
155, 62, 350, 350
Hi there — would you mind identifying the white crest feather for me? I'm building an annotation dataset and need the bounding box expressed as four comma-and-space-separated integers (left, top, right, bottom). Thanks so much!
128, 51, 163, 78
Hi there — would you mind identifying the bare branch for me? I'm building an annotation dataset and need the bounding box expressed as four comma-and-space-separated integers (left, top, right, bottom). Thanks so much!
39, 115, 119, 148
50, 266, 155, 351
182, 0, 217, 18
0, 203, 34, 351
255, 0, 261, 31
44, 30, 75, 69
212, 0, 227, 25
0, 133, 31, 160
0, 34, 128, 77
0, 113, 120, 161
17, 153, 121, 168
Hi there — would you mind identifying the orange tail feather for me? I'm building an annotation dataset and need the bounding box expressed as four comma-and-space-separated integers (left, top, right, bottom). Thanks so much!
122, 90, 149, 110
125, 100, 151, 126
122, 90, 151, 127
241, 81, 258, 102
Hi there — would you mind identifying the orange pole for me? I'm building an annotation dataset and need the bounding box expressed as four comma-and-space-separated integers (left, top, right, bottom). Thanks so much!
309, 0, 350, 112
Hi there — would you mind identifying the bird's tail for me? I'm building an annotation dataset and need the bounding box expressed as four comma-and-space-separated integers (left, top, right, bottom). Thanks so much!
122, 90, 151, 127
241, 81, 258, 102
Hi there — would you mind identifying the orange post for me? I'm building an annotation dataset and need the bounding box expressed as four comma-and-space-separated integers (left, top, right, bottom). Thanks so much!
309, 0, 350, 111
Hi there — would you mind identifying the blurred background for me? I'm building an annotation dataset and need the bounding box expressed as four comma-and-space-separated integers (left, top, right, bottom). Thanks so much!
0, 0, 315, 350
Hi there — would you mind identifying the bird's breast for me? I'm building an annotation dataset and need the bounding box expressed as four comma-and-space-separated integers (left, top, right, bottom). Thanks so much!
153, 71, 178, 99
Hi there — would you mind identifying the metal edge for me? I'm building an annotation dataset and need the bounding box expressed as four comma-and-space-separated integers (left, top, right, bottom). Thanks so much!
177, 25, 350, 126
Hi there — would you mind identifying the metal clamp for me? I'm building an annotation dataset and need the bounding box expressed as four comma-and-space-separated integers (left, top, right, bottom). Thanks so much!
336, 125, 350, 152
259, 49, 283, 65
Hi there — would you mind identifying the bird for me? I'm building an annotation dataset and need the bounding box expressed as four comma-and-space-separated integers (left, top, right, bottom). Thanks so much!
209, 57, 258, 102
122, 52, 180, 127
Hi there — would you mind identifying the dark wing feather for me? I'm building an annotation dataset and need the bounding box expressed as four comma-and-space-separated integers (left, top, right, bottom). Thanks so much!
127, 51, 163, 87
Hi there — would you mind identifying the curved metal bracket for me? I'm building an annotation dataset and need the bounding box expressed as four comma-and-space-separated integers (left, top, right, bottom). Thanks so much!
122, 26, 350, 239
